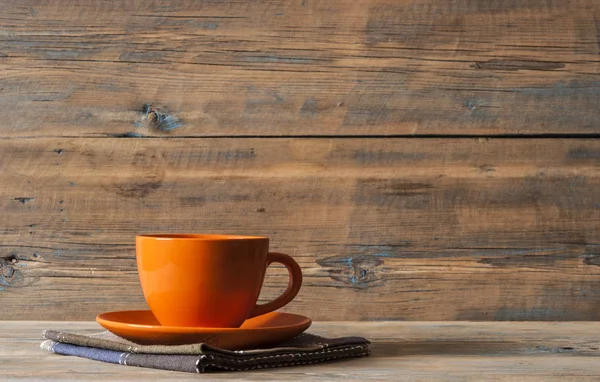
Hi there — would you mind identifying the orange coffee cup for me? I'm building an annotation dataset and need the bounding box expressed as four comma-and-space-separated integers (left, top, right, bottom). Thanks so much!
136, 234, 302, 328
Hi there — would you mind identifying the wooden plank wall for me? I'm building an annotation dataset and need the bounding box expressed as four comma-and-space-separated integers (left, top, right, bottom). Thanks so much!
0, 0, 599, 321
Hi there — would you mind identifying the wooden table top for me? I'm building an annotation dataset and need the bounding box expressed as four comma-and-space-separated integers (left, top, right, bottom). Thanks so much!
2, 321, 600, 380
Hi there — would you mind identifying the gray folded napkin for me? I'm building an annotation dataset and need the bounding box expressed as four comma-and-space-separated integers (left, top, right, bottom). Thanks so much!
41, 330, 370, 373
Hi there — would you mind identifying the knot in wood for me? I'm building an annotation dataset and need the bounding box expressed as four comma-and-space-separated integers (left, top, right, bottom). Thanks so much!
2, 265, 15, 278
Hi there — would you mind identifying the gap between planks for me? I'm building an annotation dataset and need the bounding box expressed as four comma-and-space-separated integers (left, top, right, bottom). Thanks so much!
2, 133, 600, 140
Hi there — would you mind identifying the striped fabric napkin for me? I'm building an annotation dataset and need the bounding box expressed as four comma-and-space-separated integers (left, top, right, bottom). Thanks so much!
40, 330, 370, 373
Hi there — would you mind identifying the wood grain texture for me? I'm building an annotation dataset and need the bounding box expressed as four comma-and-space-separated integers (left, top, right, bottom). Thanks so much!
1, 0, 599, 137
1, 138, 599, 321
3, 321, 600, 380
2, 0, 600, 322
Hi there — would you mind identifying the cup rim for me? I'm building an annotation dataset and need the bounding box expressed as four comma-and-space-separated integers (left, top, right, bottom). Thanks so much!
137, 233, 268, 241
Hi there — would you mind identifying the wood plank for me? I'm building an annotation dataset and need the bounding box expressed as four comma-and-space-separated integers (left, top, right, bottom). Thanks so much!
1, 0, 599, 137
2, 321, 600, 380
0, 137, 599, 320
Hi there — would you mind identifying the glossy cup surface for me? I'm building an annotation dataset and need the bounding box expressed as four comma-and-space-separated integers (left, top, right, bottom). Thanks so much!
137, 234, 272, 328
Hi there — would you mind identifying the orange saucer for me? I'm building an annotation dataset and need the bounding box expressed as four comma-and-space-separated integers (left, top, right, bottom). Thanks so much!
96, 310, 311, 349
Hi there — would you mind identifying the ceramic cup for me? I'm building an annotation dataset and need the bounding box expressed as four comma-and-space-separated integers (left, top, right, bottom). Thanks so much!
136, 234, 302, 328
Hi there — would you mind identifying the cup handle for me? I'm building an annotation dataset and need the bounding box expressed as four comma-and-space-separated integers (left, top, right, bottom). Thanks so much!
248, 252, 303, 318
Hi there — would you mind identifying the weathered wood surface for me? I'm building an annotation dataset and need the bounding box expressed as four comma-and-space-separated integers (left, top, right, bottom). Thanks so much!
1, 0, 599, 137
2, 0, 600, 322
1, 138, 599, 321
3, 321, 600, 380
